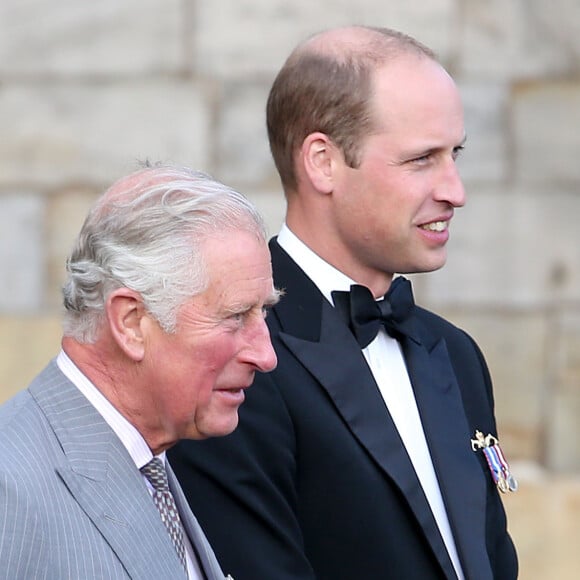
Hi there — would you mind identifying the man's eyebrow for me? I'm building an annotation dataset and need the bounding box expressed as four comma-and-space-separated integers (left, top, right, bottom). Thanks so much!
266, 288, 283, 307
224, 289, 282, 315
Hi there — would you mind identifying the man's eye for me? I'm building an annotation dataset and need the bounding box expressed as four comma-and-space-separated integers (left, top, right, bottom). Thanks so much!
452, 145, 465, 160
411, 153, 431, 164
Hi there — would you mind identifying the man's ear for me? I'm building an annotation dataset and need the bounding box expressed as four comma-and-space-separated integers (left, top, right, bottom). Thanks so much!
301, 132, 339, 194
106, 288, 148, 361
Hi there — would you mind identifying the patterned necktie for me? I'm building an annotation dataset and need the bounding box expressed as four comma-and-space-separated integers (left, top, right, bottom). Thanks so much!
331, 276, 415, 348
141, 457, 187, 573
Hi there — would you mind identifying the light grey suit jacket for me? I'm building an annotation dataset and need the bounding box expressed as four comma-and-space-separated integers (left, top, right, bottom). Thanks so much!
0, 360, 228, 579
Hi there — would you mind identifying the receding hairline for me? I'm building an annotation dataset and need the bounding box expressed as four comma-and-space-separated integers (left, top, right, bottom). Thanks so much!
291, 25, 436, 65
98, 166, 199, 208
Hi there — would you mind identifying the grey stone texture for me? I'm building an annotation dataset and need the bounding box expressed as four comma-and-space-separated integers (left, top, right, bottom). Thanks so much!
0, 193, 45, 311
460, 0, 580, 80
0, 0, 184, 77
0, 2, 579, 576
193, 0, 457, 77
423, 188, 580, 306
514, 81, 580, 184
0, 81, 211, 188
506, 464, 580, 580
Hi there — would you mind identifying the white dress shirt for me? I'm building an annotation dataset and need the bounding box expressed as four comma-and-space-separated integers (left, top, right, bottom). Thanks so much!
277, 225, 465, 580
56, 350, 203, 580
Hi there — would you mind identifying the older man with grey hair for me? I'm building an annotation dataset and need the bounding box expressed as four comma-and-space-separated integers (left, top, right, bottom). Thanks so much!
0, 164, 279, 579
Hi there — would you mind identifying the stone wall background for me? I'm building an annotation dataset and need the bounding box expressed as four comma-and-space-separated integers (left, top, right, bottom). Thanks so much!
1, 1, 579, 577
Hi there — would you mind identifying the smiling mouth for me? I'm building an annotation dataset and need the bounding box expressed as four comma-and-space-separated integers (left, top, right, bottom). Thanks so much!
420, 220, 448, 232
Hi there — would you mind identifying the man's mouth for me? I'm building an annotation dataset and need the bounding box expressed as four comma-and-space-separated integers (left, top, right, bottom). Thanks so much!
420, 220, 448, 232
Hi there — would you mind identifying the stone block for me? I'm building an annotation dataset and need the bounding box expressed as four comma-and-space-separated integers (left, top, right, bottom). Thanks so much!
0, 81, 211, 188
423, 187, 580, 307
192, 0, 457, 78
505, 466, 580, 580
546, 310, 580, 472
46, 186, 100, 308
0, 315, 62, 403
459, 0, 578, 80
0, 0, 183, 76
214, 81, 276, 188
0, 193, 45, 312
457, 82, 509, 183
513, 81, 580, 183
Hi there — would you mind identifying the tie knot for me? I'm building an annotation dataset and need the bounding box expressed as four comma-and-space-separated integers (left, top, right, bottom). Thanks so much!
332, 276, 415, 348
140, 457, 170, 492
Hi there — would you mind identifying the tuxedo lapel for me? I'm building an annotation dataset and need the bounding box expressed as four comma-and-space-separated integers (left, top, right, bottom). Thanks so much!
29, 363, 189, 579
279, 300, 457, 578
404, 332, 493, 579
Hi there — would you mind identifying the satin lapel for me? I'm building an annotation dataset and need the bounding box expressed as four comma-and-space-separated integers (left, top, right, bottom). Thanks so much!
279, 299, 456, 578
29, 365, 187, 579
404, 332, 493, 579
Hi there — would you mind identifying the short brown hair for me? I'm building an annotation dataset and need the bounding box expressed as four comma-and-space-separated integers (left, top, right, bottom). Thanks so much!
266, 26, 436, 192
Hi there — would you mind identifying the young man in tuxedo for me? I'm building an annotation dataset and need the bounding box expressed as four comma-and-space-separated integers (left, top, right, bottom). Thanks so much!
170, 26, 518, 580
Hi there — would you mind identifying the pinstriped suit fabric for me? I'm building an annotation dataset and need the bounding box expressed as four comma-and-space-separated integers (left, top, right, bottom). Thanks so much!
0, 360, 227, 579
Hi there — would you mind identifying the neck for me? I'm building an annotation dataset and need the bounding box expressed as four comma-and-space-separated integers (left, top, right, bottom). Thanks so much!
284, 219, 393, 298
61, 337, 170, 455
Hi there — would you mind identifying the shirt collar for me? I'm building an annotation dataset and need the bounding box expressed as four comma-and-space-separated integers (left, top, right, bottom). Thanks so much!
277, 223, 355, 305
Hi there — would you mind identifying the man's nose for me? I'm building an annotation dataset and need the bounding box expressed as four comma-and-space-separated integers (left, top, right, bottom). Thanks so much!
249, 319, 277, 372
436, 158, 466, 208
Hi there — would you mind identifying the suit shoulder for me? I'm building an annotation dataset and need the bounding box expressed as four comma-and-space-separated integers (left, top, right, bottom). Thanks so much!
0, 390, 54, 473
0, 389, 36, 437
414, 304, 496, 408
414, 305, 479, 349
414, 304, 458, 330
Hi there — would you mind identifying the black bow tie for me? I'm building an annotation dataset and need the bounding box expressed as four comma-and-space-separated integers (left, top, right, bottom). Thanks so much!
331, 276, 415, 348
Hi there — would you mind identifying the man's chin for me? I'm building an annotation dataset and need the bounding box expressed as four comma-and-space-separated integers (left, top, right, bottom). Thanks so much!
190, 414, 240, 440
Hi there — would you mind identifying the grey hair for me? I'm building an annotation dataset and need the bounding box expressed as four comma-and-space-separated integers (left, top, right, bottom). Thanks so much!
62, 164, 267, 343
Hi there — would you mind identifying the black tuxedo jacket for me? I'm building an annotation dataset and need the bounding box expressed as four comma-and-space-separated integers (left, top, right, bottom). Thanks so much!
169, 238, 518, 580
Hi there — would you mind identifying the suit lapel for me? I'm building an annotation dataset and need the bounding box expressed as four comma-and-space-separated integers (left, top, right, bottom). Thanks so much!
167, 462, 225, 580
404, 332, 492, 579
29, 363, 188, 579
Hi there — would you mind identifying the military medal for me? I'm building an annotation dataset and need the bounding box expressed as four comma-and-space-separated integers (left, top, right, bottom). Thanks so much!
471, 430, 518, 493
